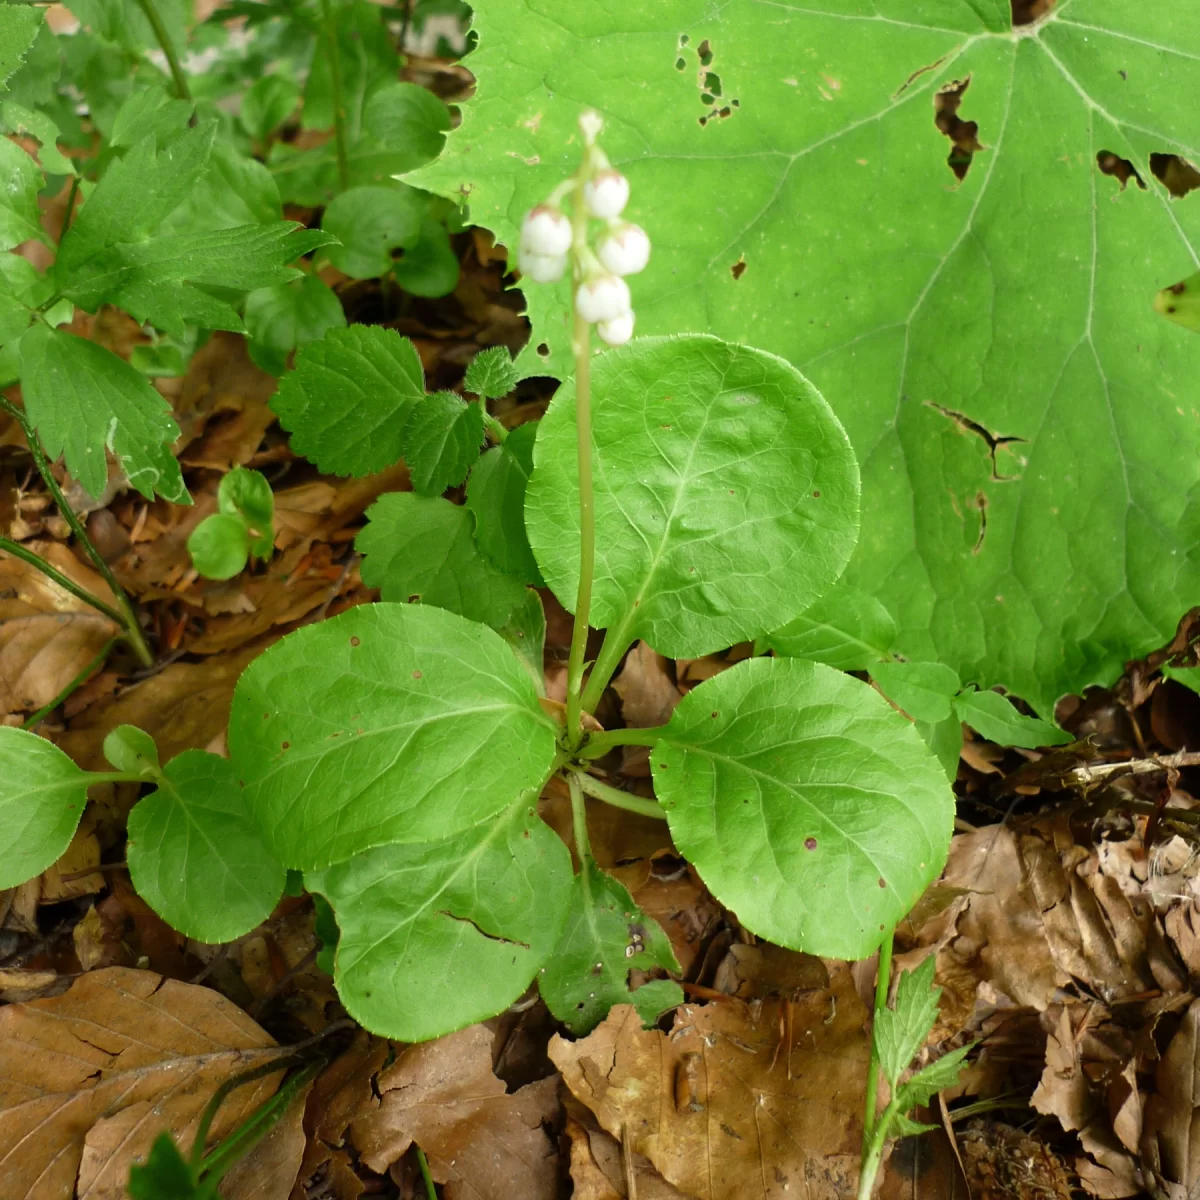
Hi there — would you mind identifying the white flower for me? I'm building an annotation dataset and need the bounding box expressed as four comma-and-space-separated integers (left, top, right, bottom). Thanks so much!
521, 205, 573, 256
597, 223, 650, 276
584, 169, 630, 219
576, 274, 631, 323
596, 310, 635, 346
518, 247, 567, 282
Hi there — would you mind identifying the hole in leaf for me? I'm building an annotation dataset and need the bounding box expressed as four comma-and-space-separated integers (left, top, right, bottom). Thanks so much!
536, 342, 550, 357
1097, 150, 1146, 191
972, 491, 988, 555
934, 78, 983, 181
717, 106, 732, 119
730, 255, 746, 280
1150, 153, 1200, 199
698, 114, 709, 128
1011, 0, 1055, 26
731, 98, 739, 107
697, 39, 713, 66
925, 400, 1026, 482
675, 57, 686, 71
679, 33, 689, 45
701, 93, 715, 105
704, 71, 722, 96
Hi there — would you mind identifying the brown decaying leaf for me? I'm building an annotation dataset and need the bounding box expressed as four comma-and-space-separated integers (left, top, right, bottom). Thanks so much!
38, 809, 104, 903
349, 1024, 560, 1200
0, 967, 286, 1200
613, 641, 681, 729
1142, 997, 1200, 1199
0, 542, 119, 716
551, 964, 868, 1200
219, 1077, 314, 1200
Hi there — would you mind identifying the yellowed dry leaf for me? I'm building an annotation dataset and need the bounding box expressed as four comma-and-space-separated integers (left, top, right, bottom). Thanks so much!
38, 809, 104, 902
0, 967, 285, 1200
0, 542, 119, 715
1032, 1006, 1096, 1133
550, 965, 868, 1200
349, 1024, 559, 1200
564, 1095, 690, 1200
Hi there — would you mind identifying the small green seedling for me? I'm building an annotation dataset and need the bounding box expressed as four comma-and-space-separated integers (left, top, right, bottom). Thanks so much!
188, 468, 276, 581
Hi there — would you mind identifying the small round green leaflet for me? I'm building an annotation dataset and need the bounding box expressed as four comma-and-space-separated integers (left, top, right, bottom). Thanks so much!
244, 272, 346, 377
126, 750, 286, 944
0, 727, 91, 889
103, 723, 159, 776
306, 802, 571, 1041
187, 512, 250, 581
526, 335, 859, 659
651, 657, 954, 960
320, 185, 424, 279
228, 603, 557, 870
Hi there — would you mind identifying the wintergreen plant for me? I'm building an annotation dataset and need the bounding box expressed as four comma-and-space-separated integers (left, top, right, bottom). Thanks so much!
188, 467, 276, 580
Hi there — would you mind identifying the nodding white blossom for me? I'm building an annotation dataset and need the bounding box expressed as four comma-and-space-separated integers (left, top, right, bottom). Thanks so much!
576, 274, 632, 323
583, 169, 630, 219
521, 205, 573, 257
597, 223, 651, 277
596, 310, 635, 346
518, 247, 567, 283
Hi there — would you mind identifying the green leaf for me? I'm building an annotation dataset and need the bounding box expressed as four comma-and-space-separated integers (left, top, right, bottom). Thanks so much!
497, 587, 546, 695
244, 272, 346, 377
228, 602, 557, 870
0, 727, 91, 889
526, 335, 859, 659
219, 467, 273, 559
301, 0, 395, 134
109, 85, 192, 148
103, 724, 159, 776
0, 5, 43, 92
0, 254, 43, 344
241, 73, 300, 142
413, 0, 1200, 715
1156, 269, 1200, 335
651, 657, 954, 960
126, 1133, 201, 1200
894, 1043, 972, 1113
404, 391, 483, 496
464, 346, 520, 400
1, 100, 74, 175
357, 493, 530, 632
915, 715, 963, 783
271, 325, 425, 476
19, 324, 188, 503
762, 588, 897, 672
188, 513, 251, 580
307, 800, 572, 1041
127, 750, 286, 943
953, 687, 1072, 749
890, 1113, 940, 1139
871, 662, 962, 725
167, 139, 285, 231
0, 139, 46, 250
875, 956, 940, 1090
312, 892, 338, 975
392, 218, 459, 298
467, 422, 543, 585
321, 185, 424, 280
539, 857, 683, 1035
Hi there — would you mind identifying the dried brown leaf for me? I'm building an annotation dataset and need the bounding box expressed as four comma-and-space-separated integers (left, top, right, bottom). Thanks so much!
550, 965, 868, 1200
1142, 997, 1200, 1199
613, 641, 681, 728
0, 967, 285, 1200
219, 1077, 313, 1200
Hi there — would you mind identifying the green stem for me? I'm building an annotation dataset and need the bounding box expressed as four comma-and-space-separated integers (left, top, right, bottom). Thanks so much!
318, 0, 350, 193
856, 1099, 897, 1200
579, 622, 635, 715
23, 636, 117, 730
862, 925, 895, 1156
576, 724, 665, 759
0, 538, 128, 627
567, 770, 592, 862
60, 175, 81, 240
564, 178, 596, 748
133, 0, 191, 101
0, 398, 153, 667
571, 770, 666, 820
482, 411, 508, 444
416, 1145, 437, 1200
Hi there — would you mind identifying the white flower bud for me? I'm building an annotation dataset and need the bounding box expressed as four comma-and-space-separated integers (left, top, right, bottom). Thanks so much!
596, 310, 635, 346
518, 247, 567, 282
521, 205, 573, 256
576, 274, 631, 323
583, 169, 630, 219
597, 223, 650, 276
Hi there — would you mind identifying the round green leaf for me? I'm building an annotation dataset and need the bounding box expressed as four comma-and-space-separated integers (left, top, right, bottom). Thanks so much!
103, 724, 159, 776
228, 603, 557, 870
466, 422, 543, 585
392, 218, 459, 298
652, 657, 954, 960
187, 512, 250, 581
241, 74, 300, 143
307, 801, 571, 1041
763, 587, 897, 671
127, 750, 286, 944
244, 273, 346, 378
525, 335, 859, 658
321, 185, 424, 279
0, 727, 91, 889
464, 346, 520, 401
218, 467, 274, 560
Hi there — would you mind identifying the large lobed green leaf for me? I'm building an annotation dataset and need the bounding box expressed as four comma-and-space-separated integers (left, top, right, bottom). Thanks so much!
652, 656, 955, 959
414, 0, 1200, 714
526, 335, 859, 659
227, 603, 557, 870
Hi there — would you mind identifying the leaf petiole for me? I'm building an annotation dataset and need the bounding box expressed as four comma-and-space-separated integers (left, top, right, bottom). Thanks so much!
575, 724, 664, 759
570, 769, 666, 820
132, 0, 192, 102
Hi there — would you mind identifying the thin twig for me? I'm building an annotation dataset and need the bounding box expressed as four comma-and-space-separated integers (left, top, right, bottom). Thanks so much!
132, 0, 192, 101
1063, 750, 1200, 787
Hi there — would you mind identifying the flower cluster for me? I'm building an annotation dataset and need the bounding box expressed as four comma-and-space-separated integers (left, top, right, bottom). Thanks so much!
517, 114, 650, 346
